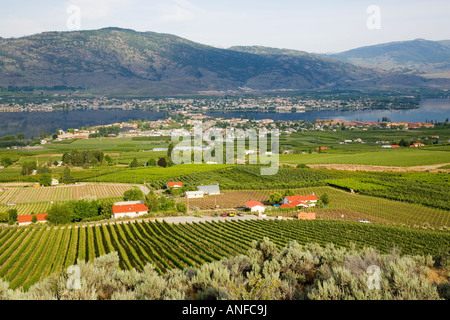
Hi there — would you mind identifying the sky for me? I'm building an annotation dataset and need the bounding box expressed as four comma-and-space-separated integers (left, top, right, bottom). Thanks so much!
1, 0, 449, 53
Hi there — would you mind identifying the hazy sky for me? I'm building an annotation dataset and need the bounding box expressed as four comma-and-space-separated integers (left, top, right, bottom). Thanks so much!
1, 0, 449, 53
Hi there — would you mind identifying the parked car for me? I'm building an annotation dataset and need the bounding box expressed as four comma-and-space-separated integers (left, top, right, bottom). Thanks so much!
228, 212, 235, 217
237, 212, 244, 217
221, 213, 228, 217
359, 219, 371, 223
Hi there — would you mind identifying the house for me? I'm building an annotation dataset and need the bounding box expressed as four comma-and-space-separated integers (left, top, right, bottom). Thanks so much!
410, 143, 425, 147
18, 213, 48, 226
315, 147, 328, 150
112, 201, 148, 219
298, 212, 316, 220
185, 191, 204, 199
197, 185, 220, 195
167, 182, 183, 189
282, 194, 318, 208
245, 201, 265, 213
390, 145, 400, 148
51, 179, 59, 186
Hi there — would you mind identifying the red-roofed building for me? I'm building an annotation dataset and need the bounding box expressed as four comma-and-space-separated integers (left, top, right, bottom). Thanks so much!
410, 143, 425, 147
112, 201, 149, 219
282, 194, 318, 208
390, 145, 400, 148
315, 147, 328, 150
18, 213, 48, 226
167, 182, 183, 189
245, 201, 265, 213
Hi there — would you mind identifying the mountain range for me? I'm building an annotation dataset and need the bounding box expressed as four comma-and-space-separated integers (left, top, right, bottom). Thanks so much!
327, 38, 450, 74
0, 28, 448, 96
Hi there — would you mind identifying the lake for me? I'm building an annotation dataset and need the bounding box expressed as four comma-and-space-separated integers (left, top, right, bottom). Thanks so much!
206, 99, 450, 123
0, 99, 448, 138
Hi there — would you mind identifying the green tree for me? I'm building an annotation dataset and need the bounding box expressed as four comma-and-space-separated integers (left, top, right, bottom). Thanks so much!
0, 157, 13, 167
176, 202, 187, 214
167, 142, 175, 158
129, 157, 139, 168
98, 198, 114, 219
268, 192, 283, 204
31, 214, 38, 224
283, 189, 295, 197
144, 191, 159, 212
147, 158, 157, 166
320, 193, 330, 206
104, 155, 113, 166
21, 161, 36, 176
123, 189, 144, 201
72, 200, 99, 222
47, 203, 73, 225
157, 157, 168, 168
39, 173, 52, 187
61, 167, 75, 184
7, 209, 18, 225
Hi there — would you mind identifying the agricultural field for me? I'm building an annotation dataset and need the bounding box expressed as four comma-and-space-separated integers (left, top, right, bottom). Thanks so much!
91, 164, 233, 184
0, 184, 134, 215
279, 149, 450, 167
0, 219, 447, 291
180, 186, 450, 228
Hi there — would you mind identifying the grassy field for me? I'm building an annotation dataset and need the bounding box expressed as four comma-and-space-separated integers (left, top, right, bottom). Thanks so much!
279, 149, 450, 166
181, 186, 450, 228
0, 219, 447, 290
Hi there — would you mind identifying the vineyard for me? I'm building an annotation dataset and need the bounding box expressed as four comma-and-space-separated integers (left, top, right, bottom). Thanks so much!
146, 166, 450, 211
149, 166, 332, 190
0, 219, 448, 291
0, 184, 134, 215
180, 187, 450, 228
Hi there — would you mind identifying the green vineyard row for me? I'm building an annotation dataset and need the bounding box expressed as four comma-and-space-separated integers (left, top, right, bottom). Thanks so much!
0, 219, 448, 291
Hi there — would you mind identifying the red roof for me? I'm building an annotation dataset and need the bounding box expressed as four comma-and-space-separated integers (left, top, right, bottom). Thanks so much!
113, 203, 149, 214
167, 182, 183, 188
18, 213, 48, 224
390, 145, 400, 148
245, 201, 265, 208
289, 200, 310, 207
280, 203, 294, 209
285, 195, 318, 202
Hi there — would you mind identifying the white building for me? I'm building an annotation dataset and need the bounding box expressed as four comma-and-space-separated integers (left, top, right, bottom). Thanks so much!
185, 191, 204, 199
245, 201, 266, 213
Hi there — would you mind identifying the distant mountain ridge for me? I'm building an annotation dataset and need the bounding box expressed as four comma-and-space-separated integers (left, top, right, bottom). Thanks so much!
0, 28, 445, 95
327, 39, 450, 74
